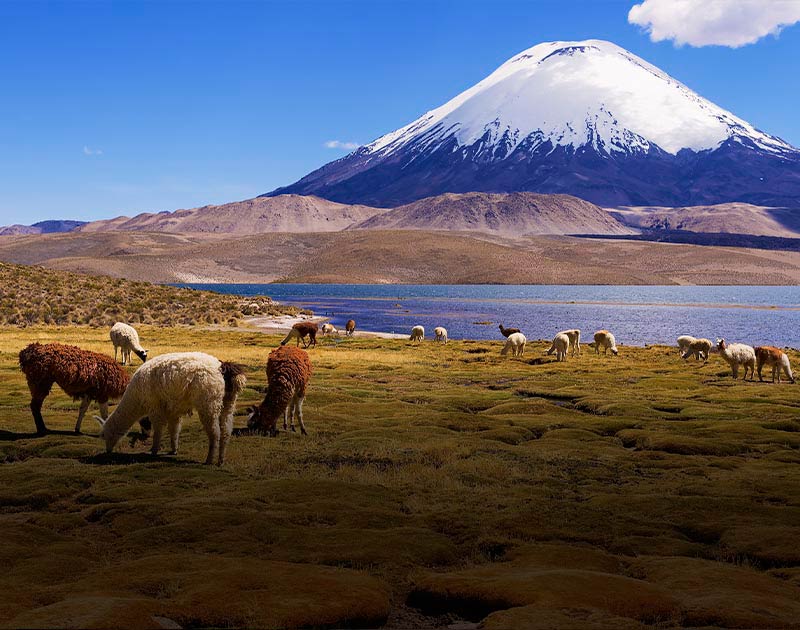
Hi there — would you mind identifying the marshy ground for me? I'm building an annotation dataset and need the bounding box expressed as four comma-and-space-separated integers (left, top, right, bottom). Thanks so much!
1, 325, 800, 629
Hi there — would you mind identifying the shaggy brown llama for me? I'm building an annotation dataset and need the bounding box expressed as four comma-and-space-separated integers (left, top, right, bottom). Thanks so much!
19, 342, 131, 435
248, 346, 312, 436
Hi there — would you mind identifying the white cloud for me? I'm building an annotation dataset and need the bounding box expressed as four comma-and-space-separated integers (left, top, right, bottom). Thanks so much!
629, 0, 800, 47
324, 140, 361, 150
83, 146, 103, 156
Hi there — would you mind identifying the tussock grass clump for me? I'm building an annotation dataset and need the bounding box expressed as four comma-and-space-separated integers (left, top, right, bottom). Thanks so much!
0, 262, 300, 327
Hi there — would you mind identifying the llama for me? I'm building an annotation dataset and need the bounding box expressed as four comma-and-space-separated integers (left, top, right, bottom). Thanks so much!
557, 329, 581, 356
110, 322, 148, 365
321, 323, 339, 336
410, 325, 425, 342
96, 352, 246, 465
681, 338, 712, 361
755, 346, 795, 384
501, 332, 526, 357
716, 338, 756, 380
677, 335, 697, 356
434, 326, 448, 344
247, 346, 312, 437
18, 342, 131, 435
498, 324, 521, 338
594, 330, 619, 356
345, 319, 356, 336
546, 332, 570, 361
280, 322, 318, 348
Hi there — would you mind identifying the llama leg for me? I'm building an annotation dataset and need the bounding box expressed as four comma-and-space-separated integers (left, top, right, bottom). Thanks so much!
200, 411, 220, 465
150, 417, 164, 456
217, 410, 234, 466
114, 345, 119, 363
296, 396, 307, 435
283, 405, 289, 431
289, 394, 298, 432
168, 416, 183, 455
27, 380, 52, 435
75, 396, 91, 433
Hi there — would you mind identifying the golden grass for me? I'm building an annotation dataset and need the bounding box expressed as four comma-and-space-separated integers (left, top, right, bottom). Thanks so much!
0, 262, 300, 327
1, 326, 800, 628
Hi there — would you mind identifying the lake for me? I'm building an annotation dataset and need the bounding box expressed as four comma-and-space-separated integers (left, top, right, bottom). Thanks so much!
181, 284, 800, 348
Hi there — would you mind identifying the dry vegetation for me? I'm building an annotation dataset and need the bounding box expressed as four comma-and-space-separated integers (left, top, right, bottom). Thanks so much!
1, 325, 800, 628
0, 262, 300, 327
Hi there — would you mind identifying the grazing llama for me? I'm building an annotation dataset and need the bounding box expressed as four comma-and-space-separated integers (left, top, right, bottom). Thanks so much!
248, 346, 312, 436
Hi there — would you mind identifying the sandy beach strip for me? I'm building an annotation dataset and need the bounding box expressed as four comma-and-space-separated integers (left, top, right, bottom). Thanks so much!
242, 315, 407, 339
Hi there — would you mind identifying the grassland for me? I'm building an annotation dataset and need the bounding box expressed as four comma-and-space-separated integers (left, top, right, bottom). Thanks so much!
1, 326, 800, 628
0, 262, 301, 327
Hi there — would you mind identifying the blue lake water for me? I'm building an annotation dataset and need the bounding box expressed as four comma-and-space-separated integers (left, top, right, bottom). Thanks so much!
181, 284, 800, 348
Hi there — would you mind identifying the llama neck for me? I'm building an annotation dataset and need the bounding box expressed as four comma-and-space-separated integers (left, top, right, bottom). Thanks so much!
104, 392, 148, 444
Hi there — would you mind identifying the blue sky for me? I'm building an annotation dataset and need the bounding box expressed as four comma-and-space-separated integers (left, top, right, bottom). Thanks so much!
1, 0, 799, 224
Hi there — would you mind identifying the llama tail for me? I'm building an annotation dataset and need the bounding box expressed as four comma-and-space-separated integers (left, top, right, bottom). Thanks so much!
220, 361, 247, 418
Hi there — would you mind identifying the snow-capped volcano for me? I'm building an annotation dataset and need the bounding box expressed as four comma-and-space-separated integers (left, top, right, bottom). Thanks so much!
267, 39, 800, 208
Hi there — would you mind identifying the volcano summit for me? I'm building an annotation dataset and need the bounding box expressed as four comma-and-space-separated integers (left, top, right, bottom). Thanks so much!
268, 40, 800, 208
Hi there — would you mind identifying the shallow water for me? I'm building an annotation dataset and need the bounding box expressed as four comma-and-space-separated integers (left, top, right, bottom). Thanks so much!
182, 284, 800, 347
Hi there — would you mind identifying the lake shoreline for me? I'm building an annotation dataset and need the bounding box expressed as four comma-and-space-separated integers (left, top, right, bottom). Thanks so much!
193, 283, 800, 347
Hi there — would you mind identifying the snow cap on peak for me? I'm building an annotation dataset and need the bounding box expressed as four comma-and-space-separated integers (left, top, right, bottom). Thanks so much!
366, 39, 793, 158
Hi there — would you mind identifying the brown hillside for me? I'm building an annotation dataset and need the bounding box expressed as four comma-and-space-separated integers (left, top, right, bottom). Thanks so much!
612, 203, 800, 237
2, 229, 800, 285
355, 192, 636, 235
78, 194, 385, 234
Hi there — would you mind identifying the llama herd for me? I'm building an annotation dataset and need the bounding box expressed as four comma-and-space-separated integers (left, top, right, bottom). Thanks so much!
17, 322, 312, 465
14, 317, 795, 465
675, 334, 794, 383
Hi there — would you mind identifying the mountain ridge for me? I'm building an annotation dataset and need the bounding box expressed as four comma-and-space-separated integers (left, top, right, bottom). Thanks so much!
69, 191, 634, 237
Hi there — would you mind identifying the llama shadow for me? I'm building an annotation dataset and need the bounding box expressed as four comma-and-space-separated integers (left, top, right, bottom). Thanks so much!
527, 357, 555, 365
0, 429, 80, 441
81, 452, 196, 466
233, 427, 286, 438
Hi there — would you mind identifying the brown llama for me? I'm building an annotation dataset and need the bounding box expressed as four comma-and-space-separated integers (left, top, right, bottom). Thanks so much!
498, 324, 521, 338
248, 346, 312, 436
345, 319, 356, 336
19, 342, 130, 435
280, 322, 318, 348
755, 346, 795, 384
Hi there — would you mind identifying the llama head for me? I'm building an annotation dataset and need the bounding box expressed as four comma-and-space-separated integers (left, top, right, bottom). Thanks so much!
246, 405, 277, 437
138, 417, 152, 439
716, 338, 726, 350
135, 349, 149, 363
